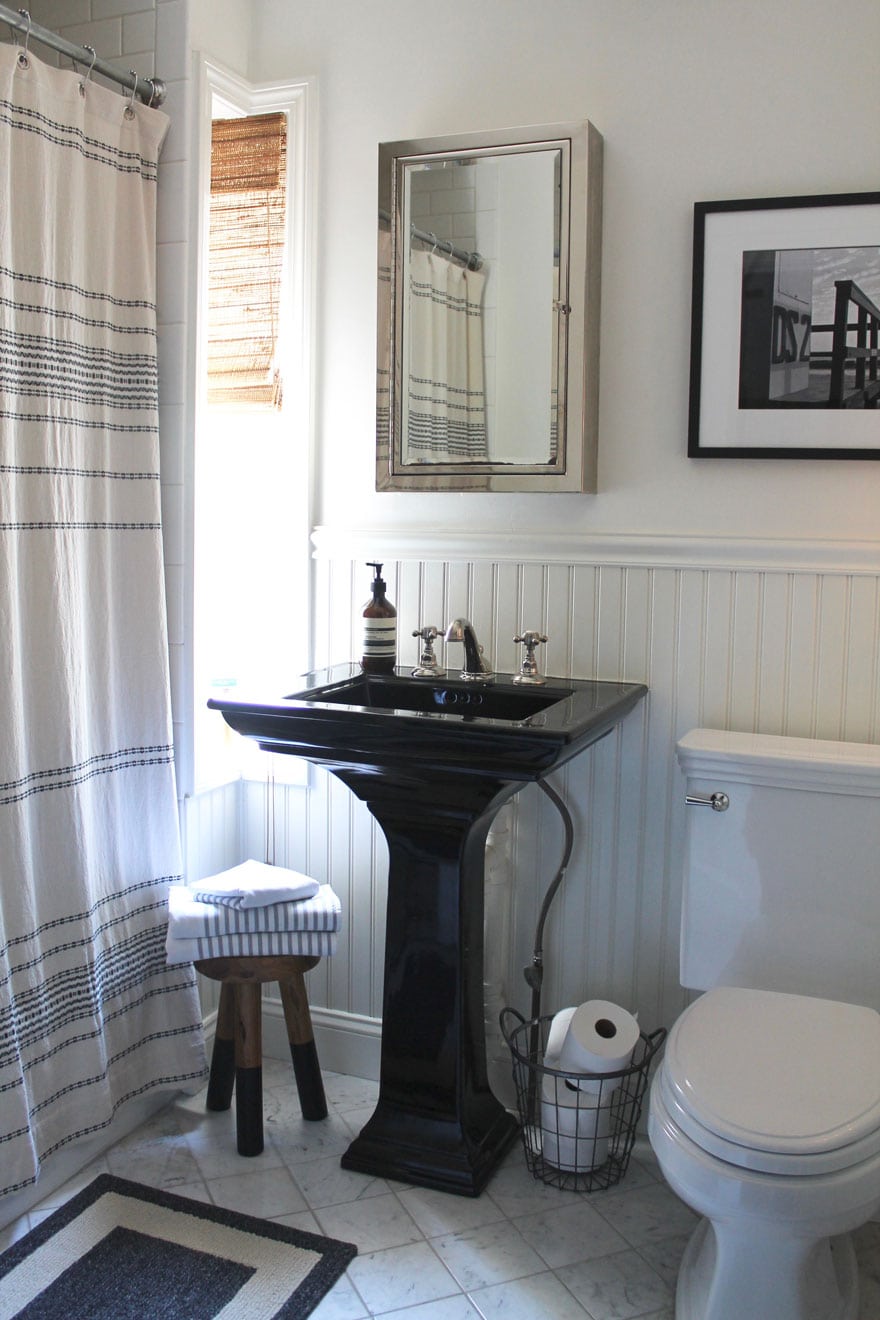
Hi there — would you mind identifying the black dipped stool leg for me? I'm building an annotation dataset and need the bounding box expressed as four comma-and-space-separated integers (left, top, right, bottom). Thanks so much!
206, 981, 236, 1112
234, 981, 264, 1156
280, 976, 327, 1120
194, 955, 327, 1157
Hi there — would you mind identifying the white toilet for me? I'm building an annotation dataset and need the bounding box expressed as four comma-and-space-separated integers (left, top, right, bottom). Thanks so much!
649, 729, 880, 1320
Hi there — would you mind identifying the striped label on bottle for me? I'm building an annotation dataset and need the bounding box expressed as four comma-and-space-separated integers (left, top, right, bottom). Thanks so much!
363, 618, 396, 657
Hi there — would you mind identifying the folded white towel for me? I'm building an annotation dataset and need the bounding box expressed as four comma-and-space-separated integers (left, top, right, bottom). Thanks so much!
168, 881, 341, 940
189, 859, 320, 910
165, 928, 337, 966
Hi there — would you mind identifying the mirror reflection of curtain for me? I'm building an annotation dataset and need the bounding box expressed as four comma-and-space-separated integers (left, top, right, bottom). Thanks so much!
376, 225, 391, 466
405, 250, 487, 463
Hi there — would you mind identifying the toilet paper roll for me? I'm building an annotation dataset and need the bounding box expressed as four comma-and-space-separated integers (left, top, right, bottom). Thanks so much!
540, 1074, 611, 1172
557, 999, 640, 1091
544, 1006, 578, 1067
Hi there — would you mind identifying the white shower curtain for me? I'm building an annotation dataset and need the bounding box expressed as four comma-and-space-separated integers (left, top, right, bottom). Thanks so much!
404, 249, 488, 462
0, 46, 206, 1199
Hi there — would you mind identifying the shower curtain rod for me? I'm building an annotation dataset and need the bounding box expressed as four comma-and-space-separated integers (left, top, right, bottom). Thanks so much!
0, 5, 165, 105
410, 222, 483, 272
379, 208, 482, 271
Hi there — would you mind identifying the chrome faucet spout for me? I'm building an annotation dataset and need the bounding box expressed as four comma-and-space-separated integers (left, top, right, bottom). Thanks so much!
444, 618, 494, 682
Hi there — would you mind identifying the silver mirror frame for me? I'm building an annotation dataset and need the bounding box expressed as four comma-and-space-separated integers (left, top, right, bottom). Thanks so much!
376, 120, 602, 493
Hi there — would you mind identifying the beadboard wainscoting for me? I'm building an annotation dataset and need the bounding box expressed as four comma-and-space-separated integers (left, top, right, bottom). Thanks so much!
188, 530, 880, 1083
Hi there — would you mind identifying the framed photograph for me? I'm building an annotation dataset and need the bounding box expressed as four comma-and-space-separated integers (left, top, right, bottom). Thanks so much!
688, 191, 880, 459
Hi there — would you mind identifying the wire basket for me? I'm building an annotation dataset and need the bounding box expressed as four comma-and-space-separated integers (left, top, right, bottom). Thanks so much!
500, 1006, 667, 1193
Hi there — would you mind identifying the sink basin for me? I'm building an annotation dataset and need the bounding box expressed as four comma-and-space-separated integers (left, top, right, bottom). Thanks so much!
208, 662, 647, 1197
293, 672, 567, 720
208, 663, 647, 782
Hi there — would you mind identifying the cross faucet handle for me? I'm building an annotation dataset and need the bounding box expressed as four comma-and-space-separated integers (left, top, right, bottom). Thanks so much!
513, 631, 548, 685
411, 626, 443, 677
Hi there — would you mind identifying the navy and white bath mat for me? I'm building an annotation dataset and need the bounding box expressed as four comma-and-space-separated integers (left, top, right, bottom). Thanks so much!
0, 1174, 356, 1318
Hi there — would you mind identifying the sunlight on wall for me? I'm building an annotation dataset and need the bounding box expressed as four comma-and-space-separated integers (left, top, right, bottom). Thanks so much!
193, 60, 316, 792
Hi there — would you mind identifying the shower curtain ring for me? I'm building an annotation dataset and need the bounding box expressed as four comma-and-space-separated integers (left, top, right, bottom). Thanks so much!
79, 45, 97, 97
124, 70, 138, 119
16, 8, 31, 69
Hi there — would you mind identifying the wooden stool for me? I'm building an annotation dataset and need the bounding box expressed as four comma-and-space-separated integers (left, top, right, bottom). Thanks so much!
195, 954, 328, 1157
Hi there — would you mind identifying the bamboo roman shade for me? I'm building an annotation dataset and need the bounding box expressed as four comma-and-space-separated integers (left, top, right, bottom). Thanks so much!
208, 112, 288, 408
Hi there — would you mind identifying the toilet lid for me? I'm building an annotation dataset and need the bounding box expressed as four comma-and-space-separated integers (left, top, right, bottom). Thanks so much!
663, 987, 880, 1174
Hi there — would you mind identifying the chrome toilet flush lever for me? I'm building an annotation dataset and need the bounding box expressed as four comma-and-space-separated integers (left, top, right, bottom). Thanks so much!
513, 631, 548, 685
411, 626, 443, 677
685, 791, 730, 812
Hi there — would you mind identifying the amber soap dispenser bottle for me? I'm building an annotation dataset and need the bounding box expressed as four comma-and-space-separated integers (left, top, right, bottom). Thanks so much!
361, 562, 397, 672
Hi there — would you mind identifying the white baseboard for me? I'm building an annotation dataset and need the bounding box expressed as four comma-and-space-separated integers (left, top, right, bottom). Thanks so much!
260, 998, 381, 1082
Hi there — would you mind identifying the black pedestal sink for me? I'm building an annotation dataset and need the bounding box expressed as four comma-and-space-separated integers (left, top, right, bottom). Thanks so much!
208, 663, 647, 1195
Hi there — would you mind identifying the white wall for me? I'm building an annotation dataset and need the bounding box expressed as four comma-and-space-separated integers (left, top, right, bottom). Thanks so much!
232, 0, 880, 1052
252, 0, 880, 541
190, 0, 251, 73
181, 0, 880, 1061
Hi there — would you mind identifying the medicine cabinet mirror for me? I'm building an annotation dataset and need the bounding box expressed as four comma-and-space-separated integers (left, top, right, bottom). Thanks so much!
376, 120, 602, 493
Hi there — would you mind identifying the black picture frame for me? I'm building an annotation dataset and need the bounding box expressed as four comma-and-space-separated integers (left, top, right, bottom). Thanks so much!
688, 191, 880, 459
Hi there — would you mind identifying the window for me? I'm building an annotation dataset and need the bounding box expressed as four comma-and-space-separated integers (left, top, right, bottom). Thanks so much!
193, 62, 316, 793
208, 112, 288, 408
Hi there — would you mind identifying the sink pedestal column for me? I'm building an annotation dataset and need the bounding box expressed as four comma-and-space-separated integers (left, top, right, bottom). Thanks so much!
333, 766, 521, 1196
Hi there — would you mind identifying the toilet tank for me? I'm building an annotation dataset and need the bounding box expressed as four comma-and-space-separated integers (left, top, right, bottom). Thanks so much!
676, 729, 880, 1009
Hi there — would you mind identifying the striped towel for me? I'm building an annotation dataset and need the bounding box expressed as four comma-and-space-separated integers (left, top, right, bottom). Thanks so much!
165, 928, 338, 965
189, 859, 320, 910
167, 882, 341, 939
164, 881, 342, 965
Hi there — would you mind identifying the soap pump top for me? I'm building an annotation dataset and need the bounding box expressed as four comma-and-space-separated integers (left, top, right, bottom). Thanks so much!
361, 562, 397, 673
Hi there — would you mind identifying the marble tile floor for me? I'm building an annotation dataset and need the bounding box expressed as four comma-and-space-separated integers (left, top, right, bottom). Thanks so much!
3, 1060, 880, 1319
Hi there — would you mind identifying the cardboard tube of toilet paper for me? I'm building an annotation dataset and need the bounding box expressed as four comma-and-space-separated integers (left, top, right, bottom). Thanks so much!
558, 1000, 640, 1082
541, 1074, 611, 1171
